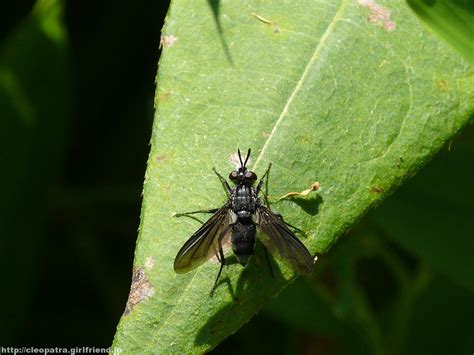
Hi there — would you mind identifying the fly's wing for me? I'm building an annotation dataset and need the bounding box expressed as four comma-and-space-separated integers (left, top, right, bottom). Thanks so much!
257, 206, 313, 274
174, 207, 231, 274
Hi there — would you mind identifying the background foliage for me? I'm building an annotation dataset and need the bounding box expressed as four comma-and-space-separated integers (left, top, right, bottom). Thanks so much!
407, 0, 474, 65
0, 0, 472, 354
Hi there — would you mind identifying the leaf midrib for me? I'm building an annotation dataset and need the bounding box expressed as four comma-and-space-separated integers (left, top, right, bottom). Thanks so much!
253, 0, 351, 171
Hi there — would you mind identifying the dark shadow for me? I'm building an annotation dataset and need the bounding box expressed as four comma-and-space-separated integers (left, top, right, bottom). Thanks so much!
223, 254, 238, 265
263, 164, 323, 217
282, 194, 323, 216
207, 0, 234, 64
212, 276, 236, 300
195, 241, 287, 349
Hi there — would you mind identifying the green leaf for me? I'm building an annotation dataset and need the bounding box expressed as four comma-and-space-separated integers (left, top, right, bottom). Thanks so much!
407, 0, 474, 65
112, 0, 473, 352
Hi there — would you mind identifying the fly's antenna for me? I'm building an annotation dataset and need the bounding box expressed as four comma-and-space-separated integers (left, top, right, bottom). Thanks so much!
243, 148, 251, 167
237, 148, 244, 167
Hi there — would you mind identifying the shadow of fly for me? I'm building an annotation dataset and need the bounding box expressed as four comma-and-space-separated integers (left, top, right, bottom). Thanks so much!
174, 149, 313, 295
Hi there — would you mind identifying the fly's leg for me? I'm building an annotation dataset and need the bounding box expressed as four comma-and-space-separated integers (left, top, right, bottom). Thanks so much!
210, 237, 226, 296
256, 163, 272, 196
255, 163, 305, 234
213, 167, 232, 196
263, 247, 274, 278
210, 257, 224, 296
263, 192, 271, 209
173, 208, 219, 217
174, 167, 230, 217
273, 211, 306, 235
283, 221, 305, 235
256, 163, 272, 208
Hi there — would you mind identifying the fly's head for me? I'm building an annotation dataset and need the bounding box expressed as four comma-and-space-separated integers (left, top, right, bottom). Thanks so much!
229, 148, 257, 186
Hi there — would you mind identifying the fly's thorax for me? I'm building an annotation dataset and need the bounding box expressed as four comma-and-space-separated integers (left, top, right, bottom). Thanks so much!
230, 185, 258, 218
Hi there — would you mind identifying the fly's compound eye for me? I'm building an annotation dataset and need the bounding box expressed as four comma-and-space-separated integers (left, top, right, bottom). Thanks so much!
244, 171, 257, 181
229, 171, 238, 180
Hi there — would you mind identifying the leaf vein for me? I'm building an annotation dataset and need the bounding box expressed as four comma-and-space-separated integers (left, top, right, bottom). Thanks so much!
253, 0, 350, 171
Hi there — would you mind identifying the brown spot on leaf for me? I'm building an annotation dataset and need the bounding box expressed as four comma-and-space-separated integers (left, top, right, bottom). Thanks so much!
158, 91, 172, 102
435, 79, 451, 91
156, 154, 166, 163
358, 0, 396, 31
262, 130, 270, 138
123, 267, 155, 315
298, 135, 312, 145
397, 156, 404, 168
371, 186, 384, 193
160, 35, 177, 48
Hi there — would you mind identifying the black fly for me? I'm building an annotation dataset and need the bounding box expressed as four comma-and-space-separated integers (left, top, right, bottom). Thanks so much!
174, 149, 313, 294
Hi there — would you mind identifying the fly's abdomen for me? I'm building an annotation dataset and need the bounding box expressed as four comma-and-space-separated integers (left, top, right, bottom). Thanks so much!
231, 221, 256, 266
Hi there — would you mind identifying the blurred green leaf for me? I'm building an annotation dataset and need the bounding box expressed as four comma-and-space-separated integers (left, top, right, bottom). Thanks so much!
403, 273, 474, 354
0, 0, 71, 342
407, 0, 474, 65
264, 277, 370, 355
112, 0, 473, 352
372, 126, 474, 291
263, 231, 474, 355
